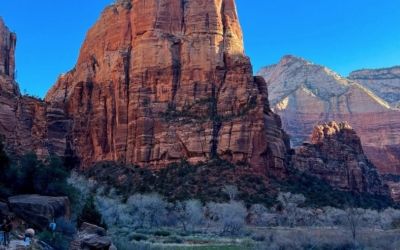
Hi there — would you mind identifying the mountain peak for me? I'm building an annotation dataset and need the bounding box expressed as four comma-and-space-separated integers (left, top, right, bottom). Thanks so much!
258, 55, 400, 175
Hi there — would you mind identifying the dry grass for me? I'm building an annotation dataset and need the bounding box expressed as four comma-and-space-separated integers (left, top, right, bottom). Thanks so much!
110, 226, 400, 250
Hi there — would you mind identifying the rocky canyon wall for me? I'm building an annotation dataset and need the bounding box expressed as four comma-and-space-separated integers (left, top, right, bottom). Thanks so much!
257, 55, 400, 174
0, 17, 16, 79
293, 121, 388, 195
0, 17, 70, 160
45, 0, 289, 172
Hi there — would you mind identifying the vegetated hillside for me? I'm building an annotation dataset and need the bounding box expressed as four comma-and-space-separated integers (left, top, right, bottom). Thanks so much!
257, 55, 400, 175
84, 158, 396, 210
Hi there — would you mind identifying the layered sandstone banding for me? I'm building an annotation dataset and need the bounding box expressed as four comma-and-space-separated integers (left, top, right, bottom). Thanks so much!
349, 66, 400, 108
257, 55, 400, 174
0, 17, 70, 159
45, 0, 289, 172
293, 121, 388, 195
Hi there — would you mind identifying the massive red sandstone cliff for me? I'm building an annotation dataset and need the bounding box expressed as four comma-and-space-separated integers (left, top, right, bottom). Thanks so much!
293, 121, 388, 195
45, 0, 289, 172
257, 55, 400, 174
0, 17, 70, 159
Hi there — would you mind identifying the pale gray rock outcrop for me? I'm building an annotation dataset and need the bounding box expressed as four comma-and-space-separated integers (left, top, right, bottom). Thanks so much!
349, 66, 400, 108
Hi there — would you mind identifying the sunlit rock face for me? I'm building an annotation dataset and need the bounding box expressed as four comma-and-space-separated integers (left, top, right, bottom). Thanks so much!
258, 55, 400, 174
293, 121, 389, 195
349, 66, 400, 108
45, 0, 289, 172
0, 17, 70, 160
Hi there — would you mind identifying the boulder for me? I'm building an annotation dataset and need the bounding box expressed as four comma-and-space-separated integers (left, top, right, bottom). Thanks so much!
8, 195, 71, 229
80, 222, 107, 236
81, 234, 112, 250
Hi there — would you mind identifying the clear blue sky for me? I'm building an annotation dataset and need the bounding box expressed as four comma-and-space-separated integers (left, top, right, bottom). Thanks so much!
1, 0, 400, 98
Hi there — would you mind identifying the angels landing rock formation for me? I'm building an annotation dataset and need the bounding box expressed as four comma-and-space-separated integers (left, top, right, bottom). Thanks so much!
0, 17, 70, 159
257, 55, 400, 175
293, 121, 388, 195
45, 0, 289, 172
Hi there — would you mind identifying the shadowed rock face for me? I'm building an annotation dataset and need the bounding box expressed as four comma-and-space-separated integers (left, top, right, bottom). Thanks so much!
0, 17, 71, 160
0, 17, 16, 79
45, 0, 289, 172
8, 195, 71, 230
293, 121, 389, 195
257, 55, 400, 175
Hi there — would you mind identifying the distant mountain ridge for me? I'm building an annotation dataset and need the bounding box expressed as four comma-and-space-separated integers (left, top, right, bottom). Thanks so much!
349, 66, 400, 108
257, 55, 400, 175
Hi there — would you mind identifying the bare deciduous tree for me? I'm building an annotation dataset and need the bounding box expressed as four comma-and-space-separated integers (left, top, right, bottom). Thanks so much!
250, 203, 267, 226
67, 171, 95, 222
321, 206, 346, 229
127, 193, 167, 228
207, 201, 248, 236
222, 185, 238, 201
176, 199, 204, 232
277, 192, 306, 227
94, 188, 125, 226
344, 207, 365, 241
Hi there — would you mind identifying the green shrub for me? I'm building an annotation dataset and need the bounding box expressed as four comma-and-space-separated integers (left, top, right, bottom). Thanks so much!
251, 232, 266, 242
136, 229, 154, 235
0, 136, 10, 189
179, 231, 190, 236
38, 231, 70, 250
154, 230, 171, 237
274, 170, 399, 210
77, 196, 107, 229
128, 233, 148, 242
163, 236, 183, 244
55, 217, 77, 238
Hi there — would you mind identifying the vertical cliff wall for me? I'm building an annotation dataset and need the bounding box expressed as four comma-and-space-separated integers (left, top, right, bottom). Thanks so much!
0, 17, 16, 79
45, 0, 289, 172
0, 17, 70, 160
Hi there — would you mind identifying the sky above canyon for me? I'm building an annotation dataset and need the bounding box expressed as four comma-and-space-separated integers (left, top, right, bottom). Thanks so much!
1, 0, 399, 98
